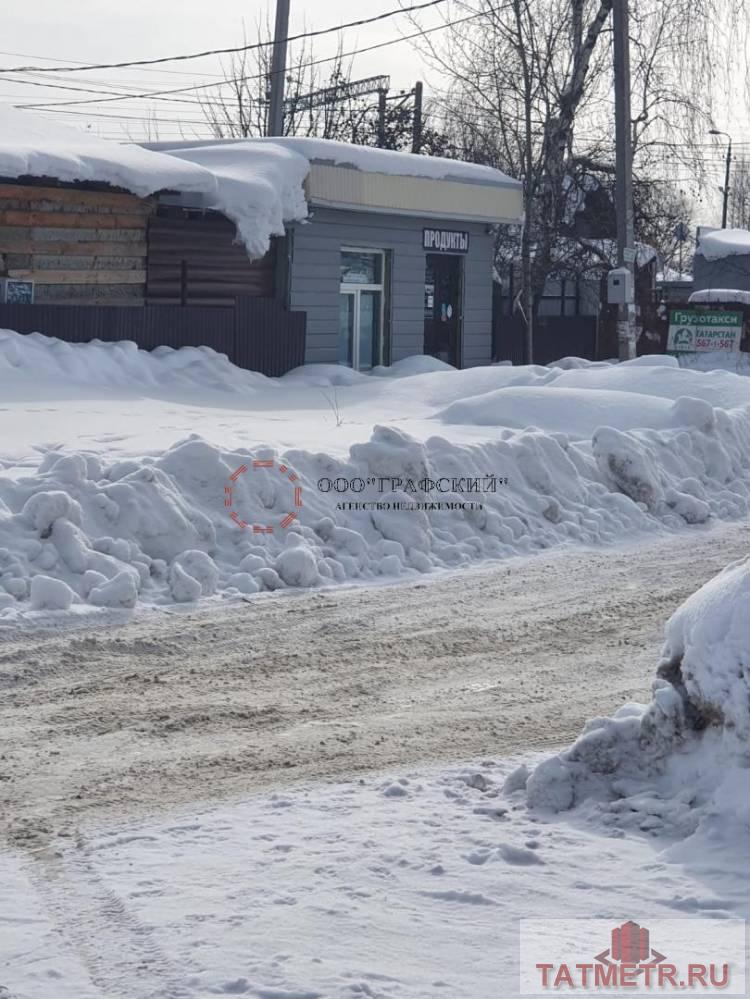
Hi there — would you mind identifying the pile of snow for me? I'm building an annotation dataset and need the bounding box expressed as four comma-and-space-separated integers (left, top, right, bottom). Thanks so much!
520, 555, 750, 859
4, 331, 750, 619
696, 227, 750, 260
147, 141, 310, 259
677, 350, 750, 376
0, 104, 213, 199
2, 397, 750, 620
0, 329, 275, 399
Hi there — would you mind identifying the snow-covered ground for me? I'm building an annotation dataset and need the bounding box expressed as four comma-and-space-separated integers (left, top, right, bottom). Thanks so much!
3, 329, 750, 624
3, 527, 749, 999
5, 751, 747, 999
2, 330, 749, 998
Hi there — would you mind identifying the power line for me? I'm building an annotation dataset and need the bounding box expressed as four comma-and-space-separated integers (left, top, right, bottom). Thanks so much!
0, 0, 450, 74
14, 7, 497, 111
0, 50, 227, 79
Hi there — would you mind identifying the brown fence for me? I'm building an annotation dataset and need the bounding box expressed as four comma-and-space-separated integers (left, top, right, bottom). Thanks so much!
493, 313, 598, 365
0, 296, 306, 376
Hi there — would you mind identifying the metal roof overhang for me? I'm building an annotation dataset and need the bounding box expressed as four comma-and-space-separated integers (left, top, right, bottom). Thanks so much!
305, 163, 523, 225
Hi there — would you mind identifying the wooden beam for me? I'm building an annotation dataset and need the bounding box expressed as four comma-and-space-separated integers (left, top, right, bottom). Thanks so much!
0, 210, 149, 229
8, 269, 146, 285
0, 183, 153, 212
30, 254, 145, 271
0, 239, 147, 256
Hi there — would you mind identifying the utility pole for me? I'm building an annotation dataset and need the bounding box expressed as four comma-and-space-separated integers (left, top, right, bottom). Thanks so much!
412, 81, 423, 154
710, 129, 733, 228
268, 0, 290, 137
377, 88, 388, 148
612, 0, 636, 361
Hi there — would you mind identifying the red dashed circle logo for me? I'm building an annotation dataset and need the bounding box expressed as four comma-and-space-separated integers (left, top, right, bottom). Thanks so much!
224, 459, 302, 533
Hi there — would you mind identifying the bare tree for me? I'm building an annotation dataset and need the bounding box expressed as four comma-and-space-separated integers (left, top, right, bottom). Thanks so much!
407, 0, 749, 351
200, 18, 365, 139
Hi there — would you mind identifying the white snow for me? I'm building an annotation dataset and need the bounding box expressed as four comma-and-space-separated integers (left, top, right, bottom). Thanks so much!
524, 553, 750, 905
144, 136, 519, 258
678, 350, 750, 376
4, 329, 750, 624
689, 288, 750, 305
0, 104, 214, 199
148, 134, 520, 188
151, 140, 311, 259
2, 749, 747, 999
29, 573, 74, 610
696, 227, 750, 260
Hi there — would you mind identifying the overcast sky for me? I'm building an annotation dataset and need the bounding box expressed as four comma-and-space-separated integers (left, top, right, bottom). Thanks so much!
0, 0, 440, 140
0, 0, 743, 227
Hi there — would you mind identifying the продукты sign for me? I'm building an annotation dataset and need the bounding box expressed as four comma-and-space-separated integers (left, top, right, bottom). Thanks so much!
422, 228, 470, 253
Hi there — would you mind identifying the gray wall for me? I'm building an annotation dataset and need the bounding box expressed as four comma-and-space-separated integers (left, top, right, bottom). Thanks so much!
693, 251, 750, 293
287, 207, 495, 367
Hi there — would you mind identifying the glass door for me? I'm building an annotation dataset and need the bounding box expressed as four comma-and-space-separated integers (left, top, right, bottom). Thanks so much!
339, 250, 386, 370
338, 291, 356, 367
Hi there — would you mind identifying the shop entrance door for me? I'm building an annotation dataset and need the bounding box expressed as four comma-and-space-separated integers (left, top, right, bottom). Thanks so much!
424, 254, 463, 367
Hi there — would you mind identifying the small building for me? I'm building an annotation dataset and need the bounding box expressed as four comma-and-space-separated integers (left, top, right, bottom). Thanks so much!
1, 109, 522, 375
692, 227, 750, 296
148, 138, 523, 370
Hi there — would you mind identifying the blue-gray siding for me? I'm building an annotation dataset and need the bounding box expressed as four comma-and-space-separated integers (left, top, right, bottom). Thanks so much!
287, 208, 494, 367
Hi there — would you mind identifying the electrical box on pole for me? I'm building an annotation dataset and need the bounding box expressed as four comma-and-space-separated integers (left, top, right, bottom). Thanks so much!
607, 267, 634, 305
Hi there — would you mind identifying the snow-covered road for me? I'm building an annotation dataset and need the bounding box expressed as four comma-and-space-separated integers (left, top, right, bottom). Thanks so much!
2, 518, 748, 849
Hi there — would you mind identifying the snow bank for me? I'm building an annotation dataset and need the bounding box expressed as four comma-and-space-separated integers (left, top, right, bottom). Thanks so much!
521, 556, 750, 856
0, 105, 214, 199
2, 393, 750, 622
677, 350, 750, 377
0, 329, 275, 398
150, 141, 310, 259
440, 385, 681, 436
4, 331, 750, 621
696, 228, 750, 260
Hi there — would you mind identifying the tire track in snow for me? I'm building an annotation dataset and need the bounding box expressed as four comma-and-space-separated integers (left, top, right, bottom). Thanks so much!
26, 847, 193, 999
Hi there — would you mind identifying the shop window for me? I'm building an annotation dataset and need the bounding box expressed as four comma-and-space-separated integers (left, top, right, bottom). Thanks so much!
339, 249, 388, 370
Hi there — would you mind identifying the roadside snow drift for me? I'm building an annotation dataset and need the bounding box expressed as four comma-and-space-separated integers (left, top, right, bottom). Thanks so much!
2, 329, 750, 621
522, 556, 750, 863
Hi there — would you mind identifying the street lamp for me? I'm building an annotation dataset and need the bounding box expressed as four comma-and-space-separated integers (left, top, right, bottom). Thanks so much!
709, 129, 733, 229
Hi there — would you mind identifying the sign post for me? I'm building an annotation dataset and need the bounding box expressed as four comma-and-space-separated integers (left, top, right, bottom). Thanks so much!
667, 309, 743, 352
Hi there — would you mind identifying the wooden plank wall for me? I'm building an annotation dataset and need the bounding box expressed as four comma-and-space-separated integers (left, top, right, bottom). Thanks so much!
0, 182, 152, 305
147, 212, 276, 306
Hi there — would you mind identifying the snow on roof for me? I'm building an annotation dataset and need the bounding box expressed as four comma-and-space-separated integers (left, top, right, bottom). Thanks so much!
689, 288, 750, 305
0, 104, 215, 199
696, 228, 750, 261
145, 137, 521, 253
147, 136, 520, 189
150, 141, 310, 259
